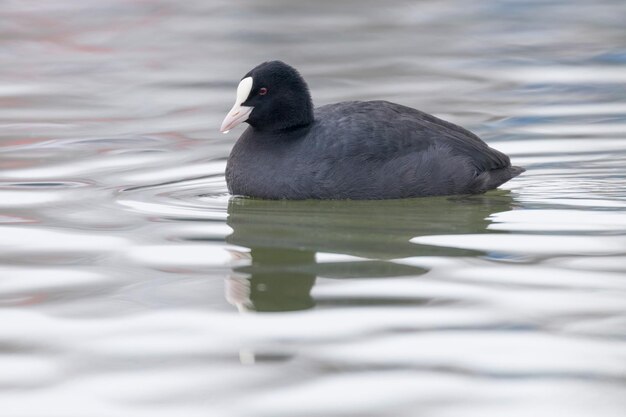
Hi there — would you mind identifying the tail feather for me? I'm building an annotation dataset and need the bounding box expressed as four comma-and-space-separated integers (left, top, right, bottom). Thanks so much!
509, 165, 526, 178
474, 165, 525, 193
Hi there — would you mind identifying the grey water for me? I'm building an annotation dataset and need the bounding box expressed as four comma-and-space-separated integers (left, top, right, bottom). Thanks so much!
1, 0, 626, 416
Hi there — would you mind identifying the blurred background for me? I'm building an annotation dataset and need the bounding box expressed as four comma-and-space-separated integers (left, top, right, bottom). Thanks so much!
1, 0, 625, 416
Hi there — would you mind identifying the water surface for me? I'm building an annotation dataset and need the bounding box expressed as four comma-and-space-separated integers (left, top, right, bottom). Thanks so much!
1, 1, 626, 416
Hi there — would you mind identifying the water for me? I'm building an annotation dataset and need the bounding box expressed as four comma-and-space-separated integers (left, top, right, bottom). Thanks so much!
1, 0, 626, 415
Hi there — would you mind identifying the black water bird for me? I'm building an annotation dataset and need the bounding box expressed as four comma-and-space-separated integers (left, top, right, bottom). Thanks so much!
221, 61, 524, 200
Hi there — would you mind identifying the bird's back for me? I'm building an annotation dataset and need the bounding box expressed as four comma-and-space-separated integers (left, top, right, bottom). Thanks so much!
293, 101, 521, 198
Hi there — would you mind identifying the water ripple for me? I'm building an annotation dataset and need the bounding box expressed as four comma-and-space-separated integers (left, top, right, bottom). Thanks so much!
1, 0, 625, 416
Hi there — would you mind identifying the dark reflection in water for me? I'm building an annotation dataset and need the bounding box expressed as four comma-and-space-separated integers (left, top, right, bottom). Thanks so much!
232, 248, 317, 312
226, 192, 515, 311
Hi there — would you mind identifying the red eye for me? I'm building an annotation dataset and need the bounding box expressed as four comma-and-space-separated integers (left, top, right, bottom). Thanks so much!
259, 87, 268, 96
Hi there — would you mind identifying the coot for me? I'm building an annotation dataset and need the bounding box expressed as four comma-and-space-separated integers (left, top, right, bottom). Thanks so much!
221, 61, 523, 200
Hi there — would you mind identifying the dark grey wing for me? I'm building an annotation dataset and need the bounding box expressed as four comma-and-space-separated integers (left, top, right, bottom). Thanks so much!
378, 101, 511, 172
314, 101, 511, 174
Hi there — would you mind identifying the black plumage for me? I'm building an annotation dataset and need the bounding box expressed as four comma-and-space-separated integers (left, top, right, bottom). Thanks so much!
224, 61, 524, 200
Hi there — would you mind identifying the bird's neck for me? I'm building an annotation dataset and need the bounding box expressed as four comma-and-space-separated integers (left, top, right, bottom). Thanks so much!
252, 95, 314, 133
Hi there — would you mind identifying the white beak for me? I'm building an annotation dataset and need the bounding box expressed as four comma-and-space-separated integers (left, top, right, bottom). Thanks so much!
220, 104, 253, 133
220, 76, 254, 134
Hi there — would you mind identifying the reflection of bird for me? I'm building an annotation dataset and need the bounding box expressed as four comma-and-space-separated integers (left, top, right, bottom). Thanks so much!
227, 248, 316, 313
224, 193, 515, 312
221, 60, 524, 200
226, 193, 515, 259
225, 272, 254, 313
